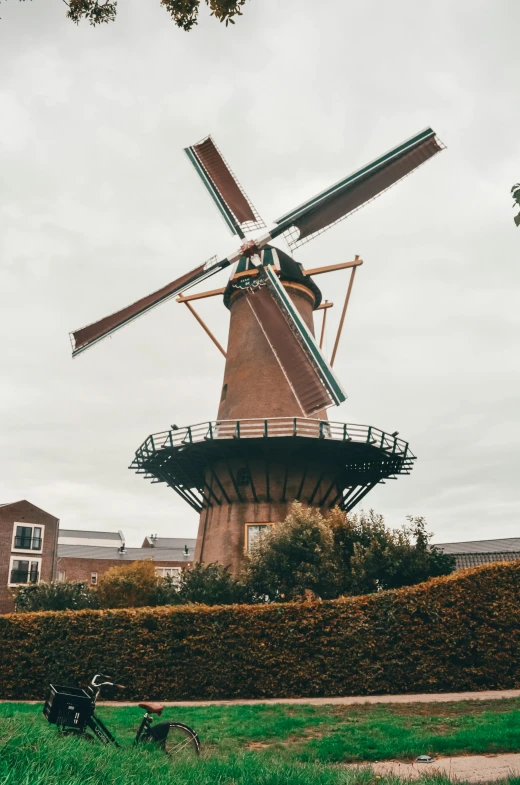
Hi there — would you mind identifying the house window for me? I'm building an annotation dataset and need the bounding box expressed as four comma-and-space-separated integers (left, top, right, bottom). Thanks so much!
156, 567, 182, 586
245, 524, 273, 553
9, 557, 41, 586
12, 523, 44, 553
91, 572, 98, 586
57, 570, 66, 583
237, 467, 250, 486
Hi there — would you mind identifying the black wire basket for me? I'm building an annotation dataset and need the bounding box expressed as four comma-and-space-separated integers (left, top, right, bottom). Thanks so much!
43, 684, 94, 729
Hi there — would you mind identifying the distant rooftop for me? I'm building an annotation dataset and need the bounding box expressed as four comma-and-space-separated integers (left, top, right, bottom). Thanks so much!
142, 536, 196, 549
435, 537, 520, 555
58, 544, 193, 562
60, 529, 123, 541
451, 552, 520, 569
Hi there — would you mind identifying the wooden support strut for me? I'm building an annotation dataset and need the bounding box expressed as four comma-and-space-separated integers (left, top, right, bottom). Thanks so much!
177, 298, 227, 358
319, 300, 330, 349
330, 256, 359, 368
175, 259, 363, 303
174, 256, 360, 359
302, 258, 363, 276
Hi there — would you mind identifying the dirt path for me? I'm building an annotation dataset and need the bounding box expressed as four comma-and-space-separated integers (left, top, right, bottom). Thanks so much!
101, 688, 520, 707
4, 688, 520, 707
350, 753, 520, 783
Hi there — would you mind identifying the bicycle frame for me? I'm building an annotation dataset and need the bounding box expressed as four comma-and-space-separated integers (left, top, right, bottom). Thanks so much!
85, 711, 121, 747
84, 709, 153, 748
82, 674, 154, 748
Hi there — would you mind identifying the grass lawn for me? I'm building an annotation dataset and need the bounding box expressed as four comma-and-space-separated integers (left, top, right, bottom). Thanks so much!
1, 699, 520, 784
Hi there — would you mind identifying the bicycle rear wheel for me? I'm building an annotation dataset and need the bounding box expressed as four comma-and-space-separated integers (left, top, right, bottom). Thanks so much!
145, 721, 200, 759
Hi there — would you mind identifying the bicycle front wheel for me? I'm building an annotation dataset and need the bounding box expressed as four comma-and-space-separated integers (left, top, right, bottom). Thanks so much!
145, 721, 200, 759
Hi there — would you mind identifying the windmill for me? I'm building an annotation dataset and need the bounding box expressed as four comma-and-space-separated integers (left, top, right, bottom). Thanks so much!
72, 127, 444, 572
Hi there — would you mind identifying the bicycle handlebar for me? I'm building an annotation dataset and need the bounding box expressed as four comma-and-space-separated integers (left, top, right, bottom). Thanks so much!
90, 674, 126, 690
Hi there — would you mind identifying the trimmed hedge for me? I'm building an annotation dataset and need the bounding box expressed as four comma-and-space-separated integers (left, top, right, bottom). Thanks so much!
1, 562, 519, 701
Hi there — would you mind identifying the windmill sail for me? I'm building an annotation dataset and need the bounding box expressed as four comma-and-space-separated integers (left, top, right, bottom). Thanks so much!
70, 255, 227, 357
246, 264, 346, 416
273, 127, 444, 249
185, 136, 265, 238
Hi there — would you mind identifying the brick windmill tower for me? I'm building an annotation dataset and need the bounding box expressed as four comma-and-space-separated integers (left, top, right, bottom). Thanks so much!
70, 129, 444, 573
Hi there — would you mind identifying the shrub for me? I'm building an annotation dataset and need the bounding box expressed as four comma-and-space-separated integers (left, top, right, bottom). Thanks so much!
243, 504, 340, 601
96, 560, 164, 609
329, 509, 455, 595
0, 561, 519, 701
178, 562, 250, 605
13, 581, 99, 612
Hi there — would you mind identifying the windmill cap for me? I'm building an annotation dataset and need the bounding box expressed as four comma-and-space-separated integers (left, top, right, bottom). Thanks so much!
223, 244, 322, 310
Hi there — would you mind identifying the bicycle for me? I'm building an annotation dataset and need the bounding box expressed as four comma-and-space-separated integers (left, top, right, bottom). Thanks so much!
43, 673, 200, 759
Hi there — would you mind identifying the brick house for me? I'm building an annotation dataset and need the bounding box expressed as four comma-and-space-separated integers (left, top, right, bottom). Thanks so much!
56, 529, 195, 587
0, 506, 196, 613
0, 500, 59, 613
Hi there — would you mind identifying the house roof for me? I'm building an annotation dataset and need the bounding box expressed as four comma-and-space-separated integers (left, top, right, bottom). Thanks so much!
59, 529, 123, 541
0, 500, 59, 519
142, 536, 196, 549
435, 537, 520, 554
453, 552, 520, 569
57, 544, 193, 562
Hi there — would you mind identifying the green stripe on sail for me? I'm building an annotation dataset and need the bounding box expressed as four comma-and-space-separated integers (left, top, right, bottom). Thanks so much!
185, 147, 238, 236
263, 266, 346, 406
274, 127, 436, 227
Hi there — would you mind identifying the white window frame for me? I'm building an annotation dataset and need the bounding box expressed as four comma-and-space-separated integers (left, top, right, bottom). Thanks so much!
245, 523, 275, 553
57, 570, 66, 583
90, 572, 98, 586
11, 522, 44, 554
156, 566, 182, 585
8, 555, 42, 587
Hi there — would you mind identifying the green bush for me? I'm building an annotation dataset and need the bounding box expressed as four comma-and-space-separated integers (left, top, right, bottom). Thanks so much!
177, 562, 250, 605
243, 504, 339, 601
13, 581, 99, 612
0, 561, 519, 701
95, 560, 165, 609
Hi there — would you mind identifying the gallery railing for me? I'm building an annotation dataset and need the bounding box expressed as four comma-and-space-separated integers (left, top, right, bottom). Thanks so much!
133, 417, 412, 463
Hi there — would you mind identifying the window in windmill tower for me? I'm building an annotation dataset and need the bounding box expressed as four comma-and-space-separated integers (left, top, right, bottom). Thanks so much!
245, 523, 274, 553
220, 383, 228, 402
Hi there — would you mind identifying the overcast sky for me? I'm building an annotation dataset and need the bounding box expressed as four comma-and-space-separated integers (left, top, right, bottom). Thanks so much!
1, 0, 518, 547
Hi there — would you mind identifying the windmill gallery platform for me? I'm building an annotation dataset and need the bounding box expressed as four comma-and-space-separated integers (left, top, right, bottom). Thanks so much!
131, 417, 415, 571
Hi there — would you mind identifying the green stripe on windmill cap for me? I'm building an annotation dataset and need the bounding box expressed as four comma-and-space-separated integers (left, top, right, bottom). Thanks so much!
223, 245, 322, 310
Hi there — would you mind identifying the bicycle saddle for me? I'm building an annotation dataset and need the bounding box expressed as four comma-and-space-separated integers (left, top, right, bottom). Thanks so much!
138, 702, 164, 715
